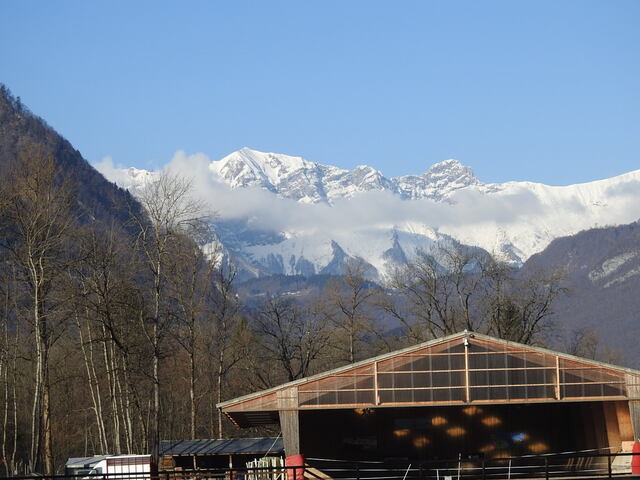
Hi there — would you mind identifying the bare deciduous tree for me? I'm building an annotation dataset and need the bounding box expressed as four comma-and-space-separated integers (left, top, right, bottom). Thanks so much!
381, 244, 489, 342
167, 230, 216, 439
483, 266, 566, 344
565, 327, 600, 359
0, 260, 19, 475
563, 328, 623, 364
73, 223, 150, 454
381, 243, 566, 346
129, 172, 209, 462
320, 258, 379, 363
0, 145, 77, 474
252, 296, 331, 385
203, 253, 245, 439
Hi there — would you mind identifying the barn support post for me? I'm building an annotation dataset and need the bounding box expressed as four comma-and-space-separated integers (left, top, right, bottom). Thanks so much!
615, 401, 634, 442
603, 402, 622, 449
554, 356, 561, 400
463, 337, 470, 403
626, 375, 640, 441
278, 387, 300, 456
630, 401, 640, 441
279, 410, 300, 455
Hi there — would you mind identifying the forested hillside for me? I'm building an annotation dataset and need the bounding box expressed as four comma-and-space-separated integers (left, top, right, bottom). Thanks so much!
523, 221, 640, 367
0, 85, 141, 226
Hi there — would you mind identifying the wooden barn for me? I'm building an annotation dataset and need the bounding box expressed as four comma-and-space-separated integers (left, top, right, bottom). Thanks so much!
218, 331, 640, 462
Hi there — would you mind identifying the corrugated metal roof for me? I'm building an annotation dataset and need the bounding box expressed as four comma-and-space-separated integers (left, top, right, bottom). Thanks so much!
65, 456, 110, 468
160, 437, 283, 456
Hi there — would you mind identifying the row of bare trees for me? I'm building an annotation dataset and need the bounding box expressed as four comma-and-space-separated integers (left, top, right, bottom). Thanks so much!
0, 146, 569, 475
248, 248, 567, 386
0, 148, 249, 474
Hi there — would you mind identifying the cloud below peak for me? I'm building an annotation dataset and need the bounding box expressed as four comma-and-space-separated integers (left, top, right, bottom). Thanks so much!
94, 150, 640, 263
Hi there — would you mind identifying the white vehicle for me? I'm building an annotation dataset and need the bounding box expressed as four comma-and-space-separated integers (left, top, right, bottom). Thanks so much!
65, 455, 152, 479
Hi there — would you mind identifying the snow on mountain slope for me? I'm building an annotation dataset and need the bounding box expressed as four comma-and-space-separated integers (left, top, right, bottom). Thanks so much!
96, 147, 640, 279
394, 158, 482, 200
206, 147, 478, 203
440, 172, 640, 262
209, 148, 329, 203
243, 226, 443, 277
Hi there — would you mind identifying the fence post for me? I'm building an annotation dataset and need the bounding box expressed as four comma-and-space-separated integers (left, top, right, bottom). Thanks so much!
481, 458, 486, 480
356, 464, 360, 480
419, 463, 423, 480
608, 453, 612, 479
544, 457, 549, 480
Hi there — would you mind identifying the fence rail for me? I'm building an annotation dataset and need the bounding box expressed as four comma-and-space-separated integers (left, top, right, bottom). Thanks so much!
3, 452, 640, 480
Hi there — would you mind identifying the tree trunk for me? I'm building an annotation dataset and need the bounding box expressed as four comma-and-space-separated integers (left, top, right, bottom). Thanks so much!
152, 326, 159, 464
103, 329, 121, 454
29, 296, 42, 473
1, 324, 8, 477
77, 314, 109, 453
216, 353, 224, 439
190, 348, 196, 439
42, 366, 53, 475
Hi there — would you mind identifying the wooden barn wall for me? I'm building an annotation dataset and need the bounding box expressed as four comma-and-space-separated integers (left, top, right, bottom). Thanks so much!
298, 401, 627, 461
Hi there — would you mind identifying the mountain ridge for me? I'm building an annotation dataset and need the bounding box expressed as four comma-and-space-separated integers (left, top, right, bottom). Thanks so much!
98, 147, 640, 280
0, 84, 142, 228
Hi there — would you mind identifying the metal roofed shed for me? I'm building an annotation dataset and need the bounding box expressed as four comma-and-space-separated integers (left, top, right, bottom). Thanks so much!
159, 437, 283, 470
64, 455, 151, 478
65, 456, 110, 476
218, 331, 640, 464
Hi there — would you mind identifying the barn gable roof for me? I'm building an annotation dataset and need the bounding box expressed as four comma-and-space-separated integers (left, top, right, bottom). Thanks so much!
219, 331, 640, 427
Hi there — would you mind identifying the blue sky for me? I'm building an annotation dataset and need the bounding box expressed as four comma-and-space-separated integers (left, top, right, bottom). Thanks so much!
1, 0, 639, 184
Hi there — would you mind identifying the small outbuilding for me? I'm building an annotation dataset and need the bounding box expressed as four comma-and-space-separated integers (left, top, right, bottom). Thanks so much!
159, 437, 284, 470
65, 456, 110, 476
218, 331, 640, 462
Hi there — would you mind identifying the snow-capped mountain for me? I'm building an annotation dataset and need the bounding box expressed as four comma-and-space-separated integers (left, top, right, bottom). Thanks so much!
99, 147, 640, 280
206, 147, 481, 203
117, 148, 481, 203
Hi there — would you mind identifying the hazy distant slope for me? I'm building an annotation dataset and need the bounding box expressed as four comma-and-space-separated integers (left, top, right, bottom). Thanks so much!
0, 84, 141, 225
522, 221, 640, 367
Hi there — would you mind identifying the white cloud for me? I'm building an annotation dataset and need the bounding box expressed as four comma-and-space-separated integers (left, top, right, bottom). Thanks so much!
93, 156, 129, 185
97, 150, 640, 265
154, 150, 553, 237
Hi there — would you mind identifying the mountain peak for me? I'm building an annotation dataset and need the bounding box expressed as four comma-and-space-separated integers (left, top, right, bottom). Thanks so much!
113, 147, 484, 204
427, 158, 472, 175
211, 147, 319, 193
425, 158, 480, 188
